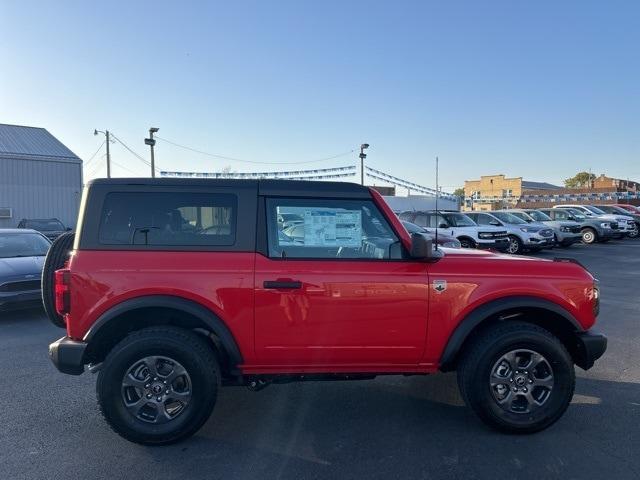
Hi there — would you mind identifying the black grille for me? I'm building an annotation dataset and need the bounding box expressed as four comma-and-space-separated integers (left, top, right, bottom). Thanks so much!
0, 280, 41, 292
610, 222, 619, 230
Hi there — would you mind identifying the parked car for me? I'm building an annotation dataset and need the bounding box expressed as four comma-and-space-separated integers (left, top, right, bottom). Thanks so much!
539, 208, 616, 244
594, 205, 639, 238
398, 210, 509, 250
46, 178, 606, 445
554, 205, 634, 238
0, 229, 51, 311
504, 209, 582, 248
611, 204, 640, 214
466, 211, 554, 255
17, 218, 70, 241
401, 221, 461, 248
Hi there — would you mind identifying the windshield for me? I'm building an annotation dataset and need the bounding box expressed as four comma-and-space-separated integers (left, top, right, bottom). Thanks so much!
491, 212, 527, 224
0, 233, 51, 258
527, 210, 552, 221
25, 219, 65, 231
443, 213, 476, 227
584, 205, 606, 215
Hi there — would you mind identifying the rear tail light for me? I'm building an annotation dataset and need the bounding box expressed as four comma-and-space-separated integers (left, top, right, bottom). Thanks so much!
54, 269, 71, 316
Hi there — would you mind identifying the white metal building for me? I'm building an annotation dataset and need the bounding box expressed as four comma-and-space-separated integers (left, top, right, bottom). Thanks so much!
0, 123, 82, 229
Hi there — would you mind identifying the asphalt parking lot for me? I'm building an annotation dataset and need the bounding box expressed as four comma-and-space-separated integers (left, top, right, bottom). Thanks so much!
1, 239, 639, 480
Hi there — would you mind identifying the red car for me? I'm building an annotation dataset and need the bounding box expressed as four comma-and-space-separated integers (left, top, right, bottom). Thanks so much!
612, 203, 640, 214
46, 179, 606, 444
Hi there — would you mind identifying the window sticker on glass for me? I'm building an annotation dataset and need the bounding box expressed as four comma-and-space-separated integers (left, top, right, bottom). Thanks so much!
301, 209, 362, 247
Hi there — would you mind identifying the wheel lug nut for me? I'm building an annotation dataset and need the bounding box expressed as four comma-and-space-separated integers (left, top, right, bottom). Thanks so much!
156, 396, 162, 401
523, 388, 528, 393
163, 380, 167, 384
146, 394, 152, 399
512, 387, 517, 392
153, 377, 158, 381
165, 390, 170, 394
509, 378, 513, 382
529, 380, 533, 384
145, 384, 150, 388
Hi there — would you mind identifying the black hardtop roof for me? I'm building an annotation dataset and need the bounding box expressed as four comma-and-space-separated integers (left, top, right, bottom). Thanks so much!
87, 178, 371, 198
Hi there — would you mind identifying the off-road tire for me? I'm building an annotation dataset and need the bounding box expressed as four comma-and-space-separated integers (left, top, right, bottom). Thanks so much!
41, 231, 75, 328
97, 326, 220, 445
457, 321, 575, 433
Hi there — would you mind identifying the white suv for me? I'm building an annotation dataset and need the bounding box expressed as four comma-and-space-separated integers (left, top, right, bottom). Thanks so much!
398, 211, 509, 250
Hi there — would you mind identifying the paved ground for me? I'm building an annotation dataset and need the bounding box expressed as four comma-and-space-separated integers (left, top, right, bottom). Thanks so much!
1, 239, 639, 480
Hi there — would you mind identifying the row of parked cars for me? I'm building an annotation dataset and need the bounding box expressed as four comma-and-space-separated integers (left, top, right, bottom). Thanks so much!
398, 204, 640, 255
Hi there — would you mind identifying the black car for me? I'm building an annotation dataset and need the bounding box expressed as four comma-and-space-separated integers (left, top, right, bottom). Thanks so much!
0, 229, 51, 311
17, 218, 70, 241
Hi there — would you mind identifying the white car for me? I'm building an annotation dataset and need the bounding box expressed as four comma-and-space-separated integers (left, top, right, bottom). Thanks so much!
554, 205, 635, 236
398, 211, 510, 250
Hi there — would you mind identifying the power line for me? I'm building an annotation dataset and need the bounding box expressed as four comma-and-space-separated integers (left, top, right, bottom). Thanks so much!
83, 140, 105, 168
155, 135, 356, 165
110, 132, 161, 172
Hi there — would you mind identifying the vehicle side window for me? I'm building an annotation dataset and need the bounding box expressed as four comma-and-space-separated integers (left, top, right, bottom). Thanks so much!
98, 192, 236, 246
266, 198, 401, 260
554, 210, 568, 220
413, 214, 428, 227
427, 214, 447, 228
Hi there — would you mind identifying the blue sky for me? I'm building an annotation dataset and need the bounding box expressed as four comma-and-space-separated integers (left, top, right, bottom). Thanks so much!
1, 1, 638, 191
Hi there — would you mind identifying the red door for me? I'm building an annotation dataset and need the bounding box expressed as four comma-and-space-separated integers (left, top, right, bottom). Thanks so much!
253, 196, 429, 367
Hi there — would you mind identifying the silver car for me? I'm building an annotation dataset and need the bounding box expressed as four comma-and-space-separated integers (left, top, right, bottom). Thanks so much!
505, 209, 582, 247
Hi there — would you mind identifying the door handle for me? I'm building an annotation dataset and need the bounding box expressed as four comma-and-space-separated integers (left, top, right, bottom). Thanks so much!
263, 280, 302, 289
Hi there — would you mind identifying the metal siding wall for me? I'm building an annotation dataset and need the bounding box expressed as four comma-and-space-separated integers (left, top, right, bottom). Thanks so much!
0, 157, 82, 229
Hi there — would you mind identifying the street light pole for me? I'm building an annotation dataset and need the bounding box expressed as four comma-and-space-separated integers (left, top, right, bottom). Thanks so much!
145, 127, 159, 178
94, 129, 111, 178
359, 143, 369, 185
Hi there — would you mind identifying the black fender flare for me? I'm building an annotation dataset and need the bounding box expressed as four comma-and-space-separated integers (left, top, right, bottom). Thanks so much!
84, 295, 243, 368
439, 296, 583, 371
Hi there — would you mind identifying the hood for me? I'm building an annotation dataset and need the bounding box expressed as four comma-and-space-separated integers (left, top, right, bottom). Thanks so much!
0, 256, 45, 279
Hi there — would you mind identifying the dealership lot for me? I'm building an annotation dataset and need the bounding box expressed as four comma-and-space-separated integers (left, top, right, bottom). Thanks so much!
1, 240, 639, 480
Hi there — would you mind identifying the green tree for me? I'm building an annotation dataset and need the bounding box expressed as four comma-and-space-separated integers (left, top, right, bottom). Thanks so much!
453, 187, 465, 198
564, 171, 596, 188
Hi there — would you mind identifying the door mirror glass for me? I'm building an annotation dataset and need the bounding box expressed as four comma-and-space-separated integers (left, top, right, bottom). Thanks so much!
410, 233, 436, 259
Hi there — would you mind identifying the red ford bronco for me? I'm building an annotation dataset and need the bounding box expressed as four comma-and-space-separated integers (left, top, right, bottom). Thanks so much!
46, 179, 606, 445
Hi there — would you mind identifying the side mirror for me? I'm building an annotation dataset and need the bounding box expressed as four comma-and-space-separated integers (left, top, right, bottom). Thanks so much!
410, 233, 438, 260
490, 220, 501, 226
438, 223, 448, 229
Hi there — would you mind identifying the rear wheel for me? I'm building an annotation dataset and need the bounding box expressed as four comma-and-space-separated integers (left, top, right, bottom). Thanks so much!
41, 231, 75, 328
97, 327, 219, 445
457, 322, 575, 433
581, 227, 597, 244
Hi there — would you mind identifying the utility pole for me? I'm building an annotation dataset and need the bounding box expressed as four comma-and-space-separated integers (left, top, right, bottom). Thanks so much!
145, 127, 159, 178
94, 129, 112, 178
359, 143, 369, 185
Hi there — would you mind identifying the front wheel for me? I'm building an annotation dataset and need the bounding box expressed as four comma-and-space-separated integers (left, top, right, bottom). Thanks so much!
459, 237, 476, 249
628, 226, 639, 239
506, 235, 523, 254
457, 322, 575, 433
581, 227, 597, 244
97, 327, 220, 445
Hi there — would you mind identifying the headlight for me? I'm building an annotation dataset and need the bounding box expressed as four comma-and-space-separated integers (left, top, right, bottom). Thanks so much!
560, 226, 570, 232
443, 240, 462, 248
600, 222, 610, 228
478, 232, 492, 239
520, 227, 533, 233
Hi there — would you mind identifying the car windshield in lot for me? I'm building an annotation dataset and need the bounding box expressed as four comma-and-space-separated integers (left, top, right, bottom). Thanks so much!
0, 232, 51, 258
527, 210, 552, 222
442, 213, 476, 227
492, 212, 527, 224
564, 209, 587, 220
24, 219, 65, 231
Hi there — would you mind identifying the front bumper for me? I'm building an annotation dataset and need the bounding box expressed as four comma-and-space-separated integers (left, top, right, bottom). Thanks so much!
477, 238, 510, 251
573, 330, 607, 370
0, 290, 42, 312
555, 231, 582, 245
49, 336, 87, 375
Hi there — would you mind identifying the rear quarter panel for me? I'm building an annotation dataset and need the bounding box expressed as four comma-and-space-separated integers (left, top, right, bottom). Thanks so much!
65, 250, 256, 362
